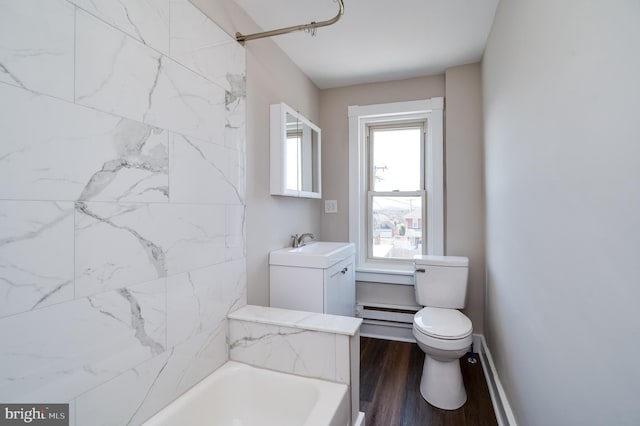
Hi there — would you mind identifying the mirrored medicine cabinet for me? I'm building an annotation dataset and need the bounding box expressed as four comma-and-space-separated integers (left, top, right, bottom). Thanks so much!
270, 103, 321, 198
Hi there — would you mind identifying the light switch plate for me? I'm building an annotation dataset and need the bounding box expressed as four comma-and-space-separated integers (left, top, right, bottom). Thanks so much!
324, 199, 338, 214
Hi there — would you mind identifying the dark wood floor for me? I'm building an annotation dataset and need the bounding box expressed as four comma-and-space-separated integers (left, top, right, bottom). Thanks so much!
360, 337, 498, 426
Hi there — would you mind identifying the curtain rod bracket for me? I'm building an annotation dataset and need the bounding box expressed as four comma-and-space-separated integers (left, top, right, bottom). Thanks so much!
236, 0, 344, 45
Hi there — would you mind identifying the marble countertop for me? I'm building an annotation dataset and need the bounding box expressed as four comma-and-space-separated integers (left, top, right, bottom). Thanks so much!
228, 305, 362, 336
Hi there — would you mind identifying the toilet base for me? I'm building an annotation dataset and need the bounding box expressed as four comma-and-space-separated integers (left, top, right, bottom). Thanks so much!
420, 354, 466, 410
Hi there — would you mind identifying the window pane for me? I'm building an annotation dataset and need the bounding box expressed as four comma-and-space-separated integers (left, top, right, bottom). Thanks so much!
371, 127, 421, 191
371, 196, 423, 259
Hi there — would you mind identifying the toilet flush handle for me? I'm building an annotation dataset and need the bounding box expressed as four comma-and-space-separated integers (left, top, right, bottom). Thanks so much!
415, 268, 426, 273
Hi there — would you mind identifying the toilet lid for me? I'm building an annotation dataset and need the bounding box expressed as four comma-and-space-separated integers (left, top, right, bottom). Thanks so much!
414, 307, 472, 340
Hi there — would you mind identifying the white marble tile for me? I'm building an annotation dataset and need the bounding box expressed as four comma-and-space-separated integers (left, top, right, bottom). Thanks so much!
0, 278, 166, 403
0, 0, 74, 100
75, 10, 164, 123
169, 0, 244, 89
296, 311, 363, 336
169, 134, 244, 204
165, 322, 227, 397
228, 305, 363, 336
166, 259, 246, 347
0, 83, 169, 202
225, 205, 246, 260
229, 320, 337, 382
69, 0, 170, 55
142, 54, 226, 143
88, 278, 167, 353
76, 124, 168, 203
75, 350, 173, 426
75, 202, 227, 298
76, 10, 226, 143
0, 201, 74, 318
223, 92, 246, 214
335, 334, 350, 385
75, 327, 226, 426
224, 88, 246, 152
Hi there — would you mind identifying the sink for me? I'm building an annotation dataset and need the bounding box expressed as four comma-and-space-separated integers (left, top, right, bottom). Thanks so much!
269, 241, 355, 269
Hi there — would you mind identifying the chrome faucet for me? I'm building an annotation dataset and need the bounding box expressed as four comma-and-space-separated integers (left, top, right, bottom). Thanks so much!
291, 233, 315, 248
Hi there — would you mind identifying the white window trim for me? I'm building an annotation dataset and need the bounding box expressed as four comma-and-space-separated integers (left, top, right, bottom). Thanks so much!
348, 98, 444, 278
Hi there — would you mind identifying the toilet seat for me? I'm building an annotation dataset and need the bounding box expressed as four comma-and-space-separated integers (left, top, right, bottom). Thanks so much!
414, 307, 472, 340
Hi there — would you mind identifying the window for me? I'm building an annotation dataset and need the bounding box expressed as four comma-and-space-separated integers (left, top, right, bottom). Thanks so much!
349, 99, 444, 277
368, 122, 425, 260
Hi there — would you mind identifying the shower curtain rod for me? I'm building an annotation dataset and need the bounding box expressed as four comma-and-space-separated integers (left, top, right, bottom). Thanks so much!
235, 0, 344, 44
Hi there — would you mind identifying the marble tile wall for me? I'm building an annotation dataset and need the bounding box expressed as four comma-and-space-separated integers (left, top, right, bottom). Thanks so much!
229, 319, 352, 384
0, 0, 246, 424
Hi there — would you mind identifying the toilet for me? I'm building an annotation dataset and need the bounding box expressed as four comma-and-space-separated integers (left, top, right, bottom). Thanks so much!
412, 255, 473, 410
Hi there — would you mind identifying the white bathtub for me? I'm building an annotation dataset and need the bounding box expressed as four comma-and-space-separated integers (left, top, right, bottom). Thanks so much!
143, 361, 350, 426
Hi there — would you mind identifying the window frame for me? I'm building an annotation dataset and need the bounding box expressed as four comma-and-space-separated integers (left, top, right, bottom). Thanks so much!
348, 98, 444, 277
366, 120, 427, 262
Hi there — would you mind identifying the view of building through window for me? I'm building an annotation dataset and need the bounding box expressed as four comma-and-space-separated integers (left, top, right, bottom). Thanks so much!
369, 125, 425, 259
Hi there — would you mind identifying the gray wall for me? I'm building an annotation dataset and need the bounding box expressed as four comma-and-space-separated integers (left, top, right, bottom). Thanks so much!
445, 63, 485, 333
319, 75, 446, 243
320, 71, 486, 332
482, 0, 640, 424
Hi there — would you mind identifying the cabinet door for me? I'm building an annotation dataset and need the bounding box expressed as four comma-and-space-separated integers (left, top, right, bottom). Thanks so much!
270, 265, 324, 313
324, 256, 355, 316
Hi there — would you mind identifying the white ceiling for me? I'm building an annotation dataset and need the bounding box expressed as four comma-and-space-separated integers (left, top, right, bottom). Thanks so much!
233, 0, 500, 89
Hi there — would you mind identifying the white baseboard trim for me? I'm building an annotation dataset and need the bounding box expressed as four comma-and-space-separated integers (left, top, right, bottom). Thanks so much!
476, 334, 517, 426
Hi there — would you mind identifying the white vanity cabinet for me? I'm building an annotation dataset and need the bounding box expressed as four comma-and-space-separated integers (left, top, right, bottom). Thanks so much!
270, 254, 355, 316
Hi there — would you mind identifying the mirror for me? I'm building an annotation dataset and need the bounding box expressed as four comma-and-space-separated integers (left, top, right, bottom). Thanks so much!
270, 103, 321, 198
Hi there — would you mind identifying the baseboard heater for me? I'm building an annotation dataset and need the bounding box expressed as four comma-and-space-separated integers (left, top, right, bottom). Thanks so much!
356, 303, 419, 323
355, 302, 421, 341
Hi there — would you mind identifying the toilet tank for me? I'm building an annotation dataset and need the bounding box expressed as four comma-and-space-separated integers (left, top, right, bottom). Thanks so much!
413, 255, 469, 309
